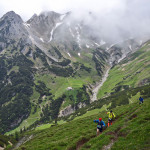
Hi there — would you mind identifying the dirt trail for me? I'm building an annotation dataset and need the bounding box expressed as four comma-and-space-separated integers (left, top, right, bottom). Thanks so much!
102, 140, 114, 150
74, 110, 132, 150
91, 67, 110, 102
102, 106, 140, 150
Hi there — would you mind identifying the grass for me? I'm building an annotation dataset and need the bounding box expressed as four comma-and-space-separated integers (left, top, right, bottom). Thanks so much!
34, 48, 101, 99
6, 43, 150, 137
73, 103, 111, 120
35, 73, 96, 99
129, 92, 141, 104
35, 120, 66, 131
7, 48, 101, 135
7, 67, 99, 134
97, 42, 150, 99
16, 97, 150, 150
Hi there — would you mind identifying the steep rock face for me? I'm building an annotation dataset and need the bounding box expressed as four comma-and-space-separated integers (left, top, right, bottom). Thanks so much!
59, 105, 75, 117
0, 10, 143, 63
58, 102, 86, 117
0, 11, 28, 39
26, 11, 62, 42
24, 11, 143, 65
24, 11, 106, 57
0, 11, 31, 52
105, 38, 141, 65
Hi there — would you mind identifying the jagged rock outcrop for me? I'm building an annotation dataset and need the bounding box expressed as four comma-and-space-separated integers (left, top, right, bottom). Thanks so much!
58, 102, 86, 117
0, 11, 31, 52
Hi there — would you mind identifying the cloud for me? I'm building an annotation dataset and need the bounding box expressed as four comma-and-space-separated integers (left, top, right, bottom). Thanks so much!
0, 0, 150, 42
0, 0, 132, 20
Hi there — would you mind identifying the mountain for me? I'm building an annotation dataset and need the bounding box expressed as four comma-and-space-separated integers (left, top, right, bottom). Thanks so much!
0, 10, 148, 134
97, 40, 150, 99
12, 85, 150, 150
0, 11, 30, 50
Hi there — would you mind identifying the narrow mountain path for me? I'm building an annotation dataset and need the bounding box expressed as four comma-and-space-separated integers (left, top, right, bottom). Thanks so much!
74, 107, 135, 150
91, 67, 110, 102
101, 105, 140, 150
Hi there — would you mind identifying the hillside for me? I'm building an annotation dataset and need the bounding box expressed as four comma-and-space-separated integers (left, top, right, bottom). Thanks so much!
0, 11, 110, 133
97, 40, 150, 99
13, 86, 150, 150
0, 10, 149, 135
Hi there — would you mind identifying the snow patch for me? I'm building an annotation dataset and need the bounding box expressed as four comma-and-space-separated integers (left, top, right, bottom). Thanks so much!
69, 28, 75, 37
118, 54, 126, 63
129, 45, 132, 51
95, 43, 100, 46
67, 53, 71, 57
75, 26, 81, 48
55, 22, 63, 28
49, 22, 63, 42
86, 44, 90, 48
67, 22, 75, 37
40, 38, 44, 42
23, 23, 30, 27
49, 29, 54, 42
29, 36, 35, 43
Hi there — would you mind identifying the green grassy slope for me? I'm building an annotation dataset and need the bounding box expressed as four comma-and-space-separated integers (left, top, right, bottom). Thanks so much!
5, 47, 108, 134
97, 41, 150, 99
16, 96, 150, 150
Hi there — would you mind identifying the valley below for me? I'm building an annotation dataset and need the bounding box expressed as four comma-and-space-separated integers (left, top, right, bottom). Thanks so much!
0, 8, 150, 150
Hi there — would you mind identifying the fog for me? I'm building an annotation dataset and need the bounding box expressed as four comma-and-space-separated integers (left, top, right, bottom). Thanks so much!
69, 0, 150, 43
0, 0, 150, 43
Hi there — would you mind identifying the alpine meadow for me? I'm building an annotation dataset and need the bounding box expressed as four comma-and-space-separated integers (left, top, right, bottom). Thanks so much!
0, 0, 150, 149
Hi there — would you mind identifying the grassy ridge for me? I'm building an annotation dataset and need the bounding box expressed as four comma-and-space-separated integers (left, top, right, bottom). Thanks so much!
6, 42, 150, 135
4, 47, 106, 134
97, 41, 150, 99
16, 97, 150, 150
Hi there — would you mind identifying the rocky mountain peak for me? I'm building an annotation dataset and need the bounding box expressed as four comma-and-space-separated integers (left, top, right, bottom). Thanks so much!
27, 11, 61, 25
0, 11, 30, 49
25, 11, 68, 42
1, 11, 23, 24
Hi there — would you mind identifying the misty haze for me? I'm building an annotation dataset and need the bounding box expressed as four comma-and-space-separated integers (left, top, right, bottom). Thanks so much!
0, 0, 150, 149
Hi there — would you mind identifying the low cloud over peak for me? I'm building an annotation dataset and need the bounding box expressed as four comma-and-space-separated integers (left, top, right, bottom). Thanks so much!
0, 0, 150, 43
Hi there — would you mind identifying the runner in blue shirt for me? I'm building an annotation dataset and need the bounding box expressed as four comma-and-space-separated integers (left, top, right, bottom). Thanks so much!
94, 118, 105, 136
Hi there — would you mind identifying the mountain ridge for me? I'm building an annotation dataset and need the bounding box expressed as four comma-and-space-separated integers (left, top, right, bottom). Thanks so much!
0, 10, 149, 134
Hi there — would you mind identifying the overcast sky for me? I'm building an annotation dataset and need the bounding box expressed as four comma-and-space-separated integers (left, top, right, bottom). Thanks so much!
0, 0, 149, 20
0, 0, 150, 42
